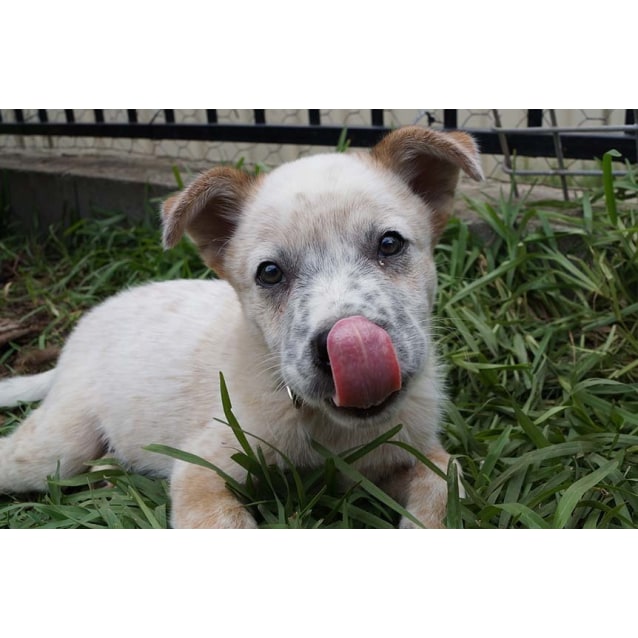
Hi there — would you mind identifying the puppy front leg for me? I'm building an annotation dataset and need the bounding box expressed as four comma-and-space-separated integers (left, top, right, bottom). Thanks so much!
384, 447, 459, 529
170, 460, 257, 529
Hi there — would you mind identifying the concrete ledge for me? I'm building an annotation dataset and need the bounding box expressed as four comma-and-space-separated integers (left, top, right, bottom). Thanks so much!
0, 152, 575, 234
1, 153, 189, 230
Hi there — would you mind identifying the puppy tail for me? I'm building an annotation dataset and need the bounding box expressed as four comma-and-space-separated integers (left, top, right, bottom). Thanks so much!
0, 369, 56, 408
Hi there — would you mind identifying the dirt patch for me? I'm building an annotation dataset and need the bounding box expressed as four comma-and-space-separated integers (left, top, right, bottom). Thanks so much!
0, 319, 39, 345
13, 346, 60, 373
1, 253, 61, 377
0, 314, 59, 377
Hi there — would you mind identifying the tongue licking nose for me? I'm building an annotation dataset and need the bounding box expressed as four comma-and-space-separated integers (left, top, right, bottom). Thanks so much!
326, 316, 402, 409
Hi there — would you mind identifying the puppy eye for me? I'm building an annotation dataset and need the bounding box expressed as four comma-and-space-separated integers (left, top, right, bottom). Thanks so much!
256, 261, 284, 286
378, 231, 405, 258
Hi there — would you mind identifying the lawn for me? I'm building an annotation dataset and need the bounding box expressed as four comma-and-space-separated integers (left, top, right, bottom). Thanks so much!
1, 158, 637, 528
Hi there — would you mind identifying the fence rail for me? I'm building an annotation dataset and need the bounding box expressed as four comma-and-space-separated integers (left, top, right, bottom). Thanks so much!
1, 109, 637, 163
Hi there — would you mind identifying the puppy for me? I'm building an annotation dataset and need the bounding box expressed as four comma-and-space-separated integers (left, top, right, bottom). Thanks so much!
0, 126, 483, 528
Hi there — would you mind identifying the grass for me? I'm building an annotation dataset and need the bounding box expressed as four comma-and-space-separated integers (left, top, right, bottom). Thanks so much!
1, 157, 637, 528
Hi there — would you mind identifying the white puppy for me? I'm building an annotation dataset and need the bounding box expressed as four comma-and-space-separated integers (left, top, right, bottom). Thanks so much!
0, 127, 483, 528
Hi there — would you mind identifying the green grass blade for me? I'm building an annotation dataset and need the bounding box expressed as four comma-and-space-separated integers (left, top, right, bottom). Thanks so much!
443, 256, 524, 308
491, 503, 550, 529
145, 443, 252, 501
218, 372, 255, 457
311, 440, 425, 528
552, 458, 620, 529
514, 405, 550, 448
171, 165, 185, 189
487, 441, 598, 494
125, 486, 165, 529
335, 127, 350, 152
602, 150, 621, 225
341, 424, 403, 464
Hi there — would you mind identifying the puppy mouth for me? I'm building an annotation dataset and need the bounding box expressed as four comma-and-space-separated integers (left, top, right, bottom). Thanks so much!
286, 385, 404, 421
326, 388, 402, 420
287, 315, 405, 422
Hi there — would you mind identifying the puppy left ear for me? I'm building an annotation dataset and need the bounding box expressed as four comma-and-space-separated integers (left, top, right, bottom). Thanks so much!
371, 126, 484, 241
161, 166, 256, 277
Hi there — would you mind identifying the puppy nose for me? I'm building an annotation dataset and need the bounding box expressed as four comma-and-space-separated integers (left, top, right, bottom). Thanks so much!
313, 329, 331, 371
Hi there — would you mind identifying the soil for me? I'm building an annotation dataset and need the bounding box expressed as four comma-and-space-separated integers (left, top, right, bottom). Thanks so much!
0, 256, 61, 378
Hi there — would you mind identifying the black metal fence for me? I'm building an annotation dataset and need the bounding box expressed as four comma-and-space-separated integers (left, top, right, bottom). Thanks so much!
1, 109, 637, 163
0, 109, 638, 163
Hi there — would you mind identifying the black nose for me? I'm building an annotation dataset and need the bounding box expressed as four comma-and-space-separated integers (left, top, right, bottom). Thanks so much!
313, 329, 331, 372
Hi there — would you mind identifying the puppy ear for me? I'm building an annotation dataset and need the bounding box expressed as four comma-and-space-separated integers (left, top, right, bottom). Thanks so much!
371, 126, 483, 241
161, 166, 256, 277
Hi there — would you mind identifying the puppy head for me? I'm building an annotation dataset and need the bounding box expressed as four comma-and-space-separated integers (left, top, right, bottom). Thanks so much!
162, 127, 482, 427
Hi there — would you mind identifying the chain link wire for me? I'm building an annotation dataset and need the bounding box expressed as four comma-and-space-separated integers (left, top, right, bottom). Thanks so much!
0, 110, 633, 192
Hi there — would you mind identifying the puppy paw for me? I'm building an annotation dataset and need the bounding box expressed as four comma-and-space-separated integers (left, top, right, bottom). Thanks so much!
170, 457, 258, 528
172, 504, 258, 529
399, 510, 445, 529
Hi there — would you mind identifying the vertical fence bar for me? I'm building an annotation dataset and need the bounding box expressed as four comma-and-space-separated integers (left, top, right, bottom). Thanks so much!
492, 109, 518, 198
94, 110, 105, 123
628, 110, 638, 165
308, 110, 321, 125
206, 110, 218, 124
127, 110, 138, 123
14, 110, 24, 123
38, 110, 51, 148
164, 110, 175, 123
443, 110, 458, 129
254, 110, 266, 124
548, 109, 569, 201
64, 110, 75, 123
371, 110, 384, 127
527, 110, 543, 127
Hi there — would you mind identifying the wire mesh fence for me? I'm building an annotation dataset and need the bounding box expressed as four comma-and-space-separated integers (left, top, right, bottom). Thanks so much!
1, 109, 636, 199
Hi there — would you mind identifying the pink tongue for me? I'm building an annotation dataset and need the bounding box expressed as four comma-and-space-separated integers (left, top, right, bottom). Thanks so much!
326, 316, 402, 409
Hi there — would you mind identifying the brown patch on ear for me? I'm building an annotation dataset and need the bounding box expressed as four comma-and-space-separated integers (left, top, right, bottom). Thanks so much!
371, 126, 483, 243
161, 167, 256, 277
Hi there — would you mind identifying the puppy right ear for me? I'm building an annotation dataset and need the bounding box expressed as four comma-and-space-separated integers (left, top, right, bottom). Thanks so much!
161, 167, 256, 277
371, 126, 483, 244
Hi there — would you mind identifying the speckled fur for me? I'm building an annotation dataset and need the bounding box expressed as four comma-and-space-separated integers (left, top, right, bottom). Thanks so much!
0, 127, 483, 528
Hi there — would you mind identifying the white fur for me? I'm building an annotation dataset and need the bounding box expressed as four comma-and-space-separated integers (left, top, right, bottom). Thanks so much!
0, 370, 55, 408
0, 127, 483, 528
